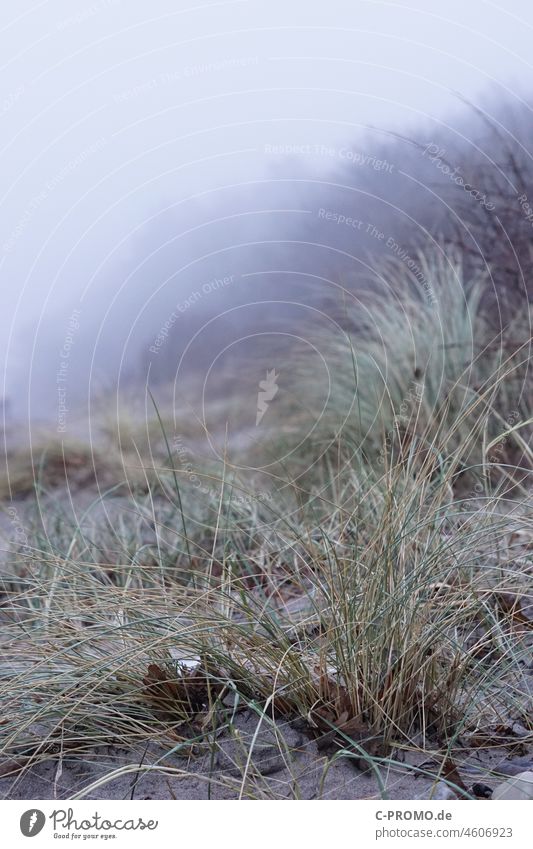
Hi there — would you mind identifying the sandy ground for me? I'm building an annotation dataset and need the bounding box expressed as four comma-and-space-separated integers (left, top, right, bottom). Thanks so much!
0, 719, 439, 800
1, 708, 532, 801
1, 461, 531, 801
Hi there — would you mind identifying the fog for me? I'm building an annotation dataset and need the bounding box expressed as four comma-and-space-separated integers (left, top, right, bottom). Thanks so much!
2, 0, 533, 427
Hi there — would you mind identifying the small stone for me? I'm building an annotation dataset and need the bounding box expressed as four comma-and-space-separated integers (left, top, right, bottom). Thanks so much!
431, 781, 456, 799
497, 756, 533, 776
215, 742, 285, 777
510, 722, 530, 738
492, 771, 533, 800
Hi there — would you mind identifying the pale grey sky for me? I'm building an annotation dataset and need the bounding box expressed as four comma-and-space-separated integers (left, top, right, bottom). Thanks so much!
2, 0, 533, 418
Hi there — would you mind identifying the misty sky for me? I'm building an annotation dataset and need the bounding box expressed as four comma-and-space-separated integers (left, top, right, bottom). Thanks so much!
2, 0, 533, 420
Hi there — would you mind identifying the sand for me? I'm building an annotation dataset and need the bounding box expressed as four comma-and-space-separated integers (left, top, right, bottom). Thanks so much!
2, 708, 532, 801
